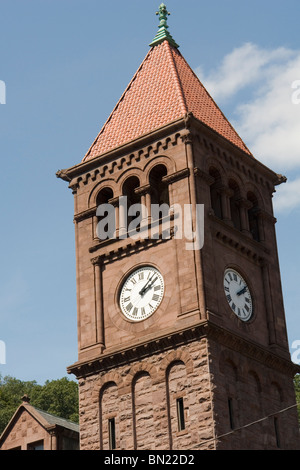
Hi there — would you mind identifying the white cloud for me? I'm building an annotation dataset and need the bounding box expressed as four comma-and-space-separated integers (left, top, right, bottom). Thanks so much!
197, 43, 300, 211
196, 43, 294, 103
197, 43, 300, 170
273, 177, 300, 214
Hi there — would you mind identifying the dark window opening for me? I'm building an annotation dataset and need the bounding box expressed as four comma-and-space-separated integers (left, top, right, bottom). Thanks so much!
96, 187, 114, 240
247, 192, 260, 242
209, 168, 223, 219
27, 440, 44, 450
228, 398, 235, 430
122, 176, 141, 231
176, 397, 185, 432
229, 180, 241, 230
108, 417, 116, 450
274, 417, 281, 448
149, 164, 169, 207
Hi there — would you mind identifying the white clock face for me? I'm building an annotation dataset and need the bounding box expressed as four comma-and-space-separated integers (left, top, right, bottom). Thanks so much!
119, 266, 164, 322
224, 268, 253, 322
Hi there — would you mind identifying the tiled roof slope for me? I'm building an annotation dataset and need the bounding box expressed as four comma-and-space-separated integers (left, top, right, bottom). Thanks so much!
83, 40, 251, 162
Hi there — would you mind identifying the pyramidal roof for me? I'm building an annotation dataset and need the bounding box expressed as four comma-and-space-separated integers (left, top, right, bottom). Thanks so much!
83, 4, 251, 162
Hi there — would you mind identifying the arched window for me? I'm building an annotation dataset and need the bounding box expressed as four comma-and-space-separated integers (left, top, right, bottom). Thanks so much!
99, 382, 119, 450
209, 168, 223, 219
132, 372, 154, 450
96, 187, 114, 207
247, 192, 260, 242
122, 176, 141, 232
166, 361, 188, 448
96, 187, 114, 240
149, 164, 169, 206
229, 180, 241, 230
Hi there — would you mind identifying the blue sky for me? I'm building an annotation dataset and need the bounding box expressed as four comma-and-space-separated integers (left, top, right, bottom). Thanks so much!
0, 0, 299, 384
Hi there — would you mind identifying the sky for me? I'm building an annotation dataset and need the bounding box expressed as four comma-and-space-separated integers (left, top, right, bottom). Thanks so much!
0, 0, 299, 384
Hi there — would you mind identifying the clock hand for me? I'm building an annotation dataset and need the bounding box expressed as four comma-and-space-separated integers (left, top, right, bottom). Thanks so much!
139, 274, 155, 295
237, 286, 247, 296
142, 277, 158, 295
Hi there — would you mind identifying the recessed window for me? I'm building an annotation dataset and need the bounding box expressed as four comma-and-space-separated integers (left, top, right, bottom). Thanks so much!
228, 398, 235, 430
108, 417, 116, 450
209, 168, 223, 219
247, 192, 260, 242
149, 164, 169, 207
274, 417, 281, 448
176, 397, 185, 431
229, 180, 241, 230
27, 440, 44, 450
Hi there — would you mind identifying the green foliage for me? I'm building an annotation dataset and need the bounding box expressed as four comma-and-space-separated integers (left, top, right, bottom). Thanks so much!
0, 375, 78, 435
294, 374, 300, 424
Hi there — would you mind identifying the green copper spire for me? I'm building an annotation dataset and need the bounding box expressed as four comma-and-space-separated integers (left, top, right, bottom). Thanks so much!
149, 3, 179, 48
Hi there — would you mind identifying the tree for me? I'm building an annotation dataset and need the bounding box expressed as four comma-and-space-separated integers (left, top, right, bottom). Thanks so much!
32, 377, 79, 423
294, 374, 300, 425
0, 375, 78, 435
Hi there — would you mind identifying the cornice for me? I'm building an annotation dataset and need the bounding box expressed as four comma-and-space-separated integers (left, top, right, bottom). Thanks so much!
67, 320, 300, 379
56, 117, 187, 187
211, 215, 271, 264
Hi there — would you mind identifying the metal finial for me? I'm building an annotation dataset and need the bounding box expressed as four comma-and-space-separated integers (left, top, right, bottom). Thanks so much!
149, 4, 179, 49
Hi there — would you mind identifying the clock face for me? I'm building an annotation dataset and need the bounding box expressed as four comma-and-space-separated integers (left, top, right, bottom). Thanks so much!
223, 268, 253, 322
119, 266, 164, 322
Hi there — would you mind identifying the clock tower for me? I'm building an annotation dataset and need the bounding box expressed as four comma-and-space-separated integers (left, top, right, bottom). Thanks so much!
57, 4, 300, 450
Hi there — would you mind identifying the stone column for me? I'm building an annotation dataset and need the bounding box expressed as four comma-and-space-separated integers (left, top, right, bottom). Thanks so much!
260, 259, 276, 346
92, 256, 105, 352
220, 187, 233, 223
109, 196, 120, 239
183, 131, 206, 320
135, 184, 151, 239
238, 197, 252, 235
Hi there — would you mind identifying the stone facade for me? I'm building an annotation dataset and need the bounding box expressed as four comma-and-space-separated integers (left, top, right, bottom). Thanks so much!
78, 338, 215, 451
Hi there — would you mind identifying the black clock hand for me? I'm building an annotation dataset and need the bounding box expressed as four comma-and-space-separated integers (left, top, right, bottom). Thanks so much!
237, 286, 247, 296
143, 277, 158, 294
139, 274, 155, 295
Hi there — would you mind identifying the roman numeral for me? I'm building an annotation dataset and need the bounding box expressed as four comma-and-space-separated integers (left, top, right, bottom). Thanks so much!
226, 294, 232, 303
132, 307, 138, 316
124, 296, 130, 303
126, 303, 133, 312
233, 273, 237, 281
232, 303, 236, 311
154, 285, 161, 291
152, 294, 159, 302
138, 272, 144, 280
131, 278, 137, 285
224, 286, 230, 292
244, 304, 249, 313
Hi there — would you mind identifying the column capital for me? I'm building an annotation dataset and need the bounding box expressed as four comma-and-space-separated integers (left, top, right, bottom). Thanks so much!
91, 255, 105, 266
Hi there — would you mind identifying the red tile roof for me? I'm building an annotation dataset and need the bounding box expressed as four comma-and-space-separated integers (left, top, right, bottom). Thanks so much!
83, 41, 251, 162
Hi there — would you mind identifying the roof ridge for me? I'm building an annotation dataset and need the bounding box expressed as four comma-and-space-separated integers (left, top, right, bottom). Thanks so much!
170, 47, 252, 156
164, 41, 188, 115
